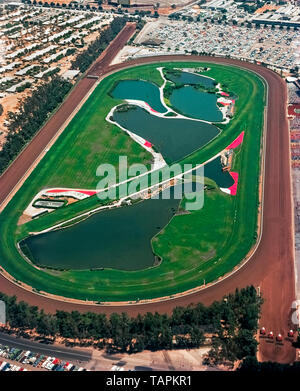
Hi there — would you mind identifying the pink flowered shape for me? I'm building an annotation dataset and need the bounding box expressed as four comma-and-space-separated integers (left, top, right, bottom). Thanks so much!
226, 131, 244, 150
228, 172, 239, 195
47, 189, 97, 196
144, 141, 153, 148
145, 102, 158, 113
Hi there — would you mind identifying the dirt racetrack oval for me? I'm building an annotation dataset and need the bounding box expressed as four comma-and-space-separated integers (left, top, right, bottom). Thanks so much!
0, 51, 295, 364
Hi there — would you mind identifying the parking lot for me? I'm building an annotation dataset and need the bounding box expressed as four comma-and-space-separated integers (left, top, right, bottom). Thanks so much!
131, 18, 298, 72
0, 342, 89, 371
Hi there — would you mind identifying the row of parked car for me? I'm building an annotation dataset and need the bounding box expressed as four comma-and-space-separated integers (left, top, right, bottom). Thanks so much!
0, 343, 88, 372
0, 360, 28, 371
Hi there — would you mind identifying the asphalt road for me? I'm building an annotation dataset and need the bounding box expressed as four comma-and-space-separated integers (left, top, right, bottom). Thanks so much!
0, 331, 91, 362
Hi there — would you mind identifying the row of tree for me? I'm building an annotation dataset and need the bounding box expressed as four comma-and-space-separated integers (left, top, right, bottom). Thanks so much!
0, 286, 262, 364
71, 17, 127, 73
0, 77, 72, 175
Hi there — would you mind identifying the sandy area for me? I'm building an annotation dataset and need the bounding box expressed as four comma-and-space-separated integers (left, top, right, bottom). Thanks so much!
87, 347, 221, 371
255, 4, 280, 14
0, 94, 24, 147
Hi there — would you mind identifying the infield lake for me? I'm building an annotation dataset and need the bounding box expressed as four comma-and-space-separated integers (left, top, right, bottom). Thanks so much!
21, 186, 185, 271
169, 86, 223, 122
111, 80, 166, 113
113, 106, 220, 163
164, 70, 215, 88
21, 156, 231, 272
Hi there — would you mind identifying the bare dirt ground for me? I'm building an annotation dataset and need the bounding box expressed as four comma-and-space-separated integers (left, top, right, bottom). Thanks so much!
0, 42, 295, 365
87, 347, 218, 371
0, 93, 24, 147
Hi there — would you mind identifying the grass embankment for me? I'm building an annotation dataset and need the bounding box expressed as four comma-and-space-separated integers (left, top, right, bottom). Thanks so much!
0, 62, 265, 301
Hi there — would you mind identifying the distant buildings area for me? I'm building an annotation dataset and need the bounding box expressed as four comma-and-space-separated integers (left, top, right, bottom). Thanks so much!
129, 1, 299, 74
0, 2, 115, 147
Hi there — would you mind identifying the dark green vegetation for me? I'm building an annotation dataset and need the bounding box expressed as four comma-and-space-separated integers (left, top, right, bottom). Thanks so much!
113, 105, 220, 163
238, 356, 300, 373
71, 17, 127, 72
0, 62, 265, 301
111, 79, 166, 113
15, 81, 32, 93
0, 286, 262, 362
0, 77, 72, 175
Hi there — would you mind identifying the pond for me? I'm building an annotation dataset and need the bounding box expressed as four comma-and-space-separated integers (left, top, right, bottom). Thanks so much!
165, 70, 215, 88
21, 185, 191, 271
21, 159, 231, 272
169, 86, 223, 122
111, 80, 166, 113
204, 157, 234, 188
113, 106, 220, 164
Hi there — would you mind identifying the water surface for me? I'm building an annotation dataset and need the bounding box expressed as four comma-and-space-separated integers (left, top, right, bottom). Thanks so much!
111, 80, 166, 113
170, 86, 223, 122
204, 157, 234, 188
113, 106, 220, 163
165, 70, 215, 88
22, 187, 184, 271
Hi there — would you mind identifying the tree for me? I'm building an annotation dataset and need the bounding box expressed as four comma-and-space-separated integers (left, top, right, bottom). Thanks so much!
108, 313, 132, 352
190, 326, 205, 347
36, 311, 58, 337
235, 329, 258, 359
0, 77, 72, 175
71, 17, 127, 72
206, 287, 262, 366
0, 287, 262, 357
237, 356, 259, 372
